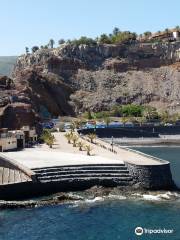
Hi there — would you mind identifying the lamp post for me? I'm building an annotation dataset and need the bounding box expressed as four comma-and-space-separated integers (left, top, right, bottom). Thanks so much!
111, 136, 114, 152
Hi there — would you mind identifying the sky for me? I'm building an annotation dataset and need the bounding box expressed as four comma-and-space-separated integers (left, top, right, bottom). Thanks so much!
1, 0, 180, 56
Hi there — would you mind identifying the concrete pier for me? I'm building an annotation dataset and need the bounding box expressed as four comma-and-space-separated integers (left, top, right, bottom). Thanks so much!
0, 132, 175, 199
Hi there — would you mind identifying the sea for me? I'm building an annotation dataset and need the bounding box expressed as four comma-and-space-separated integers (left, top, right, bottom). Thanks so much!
0, 146, 180, 240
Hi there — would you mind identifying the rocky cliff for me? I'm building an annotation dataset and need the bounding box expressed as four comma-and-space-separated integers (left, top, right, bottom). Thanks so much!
1, 42, 180, 128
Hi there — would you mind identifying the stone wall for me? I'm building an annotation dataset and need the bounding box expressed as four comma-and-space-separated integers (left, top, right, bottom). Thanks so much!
126, 162, 174, 190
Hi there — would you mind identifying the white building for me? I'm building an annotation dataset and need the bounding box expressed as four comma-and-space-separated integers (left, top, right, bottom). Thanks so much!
0, 130, 17, 152
173, 31, 180, 40
21, 126, 37, 143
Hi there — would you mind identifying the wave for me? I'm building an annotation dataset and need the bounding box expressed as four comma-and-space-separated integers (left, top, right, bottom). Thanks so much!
68, 190, 180, 208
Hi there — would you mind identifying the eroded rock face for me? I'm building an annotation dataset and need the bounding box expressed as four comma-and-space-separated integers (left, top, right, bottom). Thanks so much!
0, 70, 74, 129
1, 42, 180, 128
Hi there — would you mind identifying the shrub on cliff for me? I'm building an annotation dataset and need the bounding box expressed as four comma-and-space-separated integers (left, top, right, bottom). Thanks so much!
70, 37, 97, 46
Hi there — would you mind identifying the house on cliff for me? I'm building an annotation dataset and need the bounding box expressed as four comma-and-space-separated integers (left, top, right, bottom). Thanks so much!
150, 29, 180, 42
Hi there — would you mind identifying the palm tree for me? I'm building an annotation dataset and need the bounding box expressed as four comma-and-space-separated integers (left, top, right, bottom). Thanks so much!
121, 116, 128, 126
160, 111, 170, 124
71, 120, 83, 130
25, 47, 29, 54
46, 135, 55, 148
77, 141, 84, 151
40, 129, 55, 148
72, 134, 79, 147
65, 132, 72, 144
165, 28, 169, 35
85, 145, 93, 156
70, 122, 76, 132
49, 39, 55, 48
113, 27, 120, 36
104, 117, 110, 127
87, 133, 96, 143
143, 31, 152, 38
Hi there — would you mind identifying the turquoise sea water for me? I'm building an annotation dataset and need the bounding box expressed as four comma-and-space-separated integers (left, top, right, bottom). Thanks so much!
0, 147, 180, 240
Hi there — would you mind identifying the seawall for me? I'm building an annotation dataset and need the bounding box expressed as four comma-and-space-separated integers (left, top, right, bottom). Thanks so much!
95, 138, 175, 190
78, 128, 159, 138
126, 162, 173, 189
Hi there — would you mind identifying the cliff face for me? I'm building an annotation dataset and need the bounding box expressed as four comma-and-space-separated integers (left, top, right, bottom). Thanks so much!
1, 42, 180, 128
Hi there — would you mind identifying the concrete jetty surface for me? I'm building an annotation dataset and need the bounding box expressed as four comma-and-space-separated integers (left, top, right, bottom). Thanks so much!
2, 132, 167, 169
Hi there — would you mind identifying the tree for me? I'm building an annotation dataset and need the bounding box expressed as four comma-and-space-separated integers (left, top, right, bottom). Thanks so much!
40, 129, 55, 148
71, 134, 79, 147
58, 39, 65, 45
113, 27, 120, 36
87, 133, 96, 143
49, 39, 55, 48
31, 46, 39, 53
121, 116, 128, 126
85, 145, 93, 156
175, 26, 180, 31
160, 111, 170, 124
143, 31, 152, 38
71, 36, 96, 46
111, 31, 136, 44
25, 47, 29, 54
65, 132, 72, 144
46, 135, 55, 148
77, 141, 84, 151
99, 34, 112, 44
87, 109, 92, 120
143, 106, 158, 120
104, 117, 110, 127
112, 105, 121, 117
121, 104, 143, 117
72, 120, 83, 129
165, 28, 169, 34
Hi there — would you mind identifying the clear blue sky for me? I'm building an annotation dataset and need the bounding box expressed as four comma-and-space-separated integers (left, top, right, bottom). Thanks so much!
1, 0, 180, 56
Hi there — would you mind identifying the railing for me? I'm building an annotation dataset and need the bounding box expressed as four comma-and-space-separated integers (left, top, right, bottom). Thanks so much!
0, 153, 37, 181
116, 144, 169, 164
79, 134, 169, 165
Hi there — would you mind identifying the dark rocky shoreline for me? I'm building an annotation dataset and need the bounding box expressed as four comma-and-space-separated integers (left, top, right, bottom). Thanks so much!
1, 186, 180, 209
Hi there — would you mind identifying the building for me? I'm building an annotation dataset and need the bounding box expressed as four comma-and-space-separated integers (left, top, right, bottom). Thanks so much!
0, 129, 17, 152
9, 130, 25, 149
21, 126, 37, 144
0, 126, 37, 152
150, 29, 180, 42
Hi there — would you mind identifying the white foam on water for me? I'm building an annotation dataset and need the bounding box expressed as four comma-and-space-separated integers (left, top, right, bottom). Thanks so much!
85, 196, 104, 203
107, 194, 127, 200
142, 194, 161, 201
158, 193, 171, 200
131, 193, 141, 196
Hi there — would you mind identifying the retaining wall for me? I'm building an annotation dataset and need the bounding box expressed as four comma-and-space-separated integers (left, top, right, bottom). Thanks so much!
78, 128, 159, 138
125, 162, 174, 189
